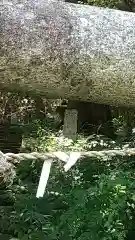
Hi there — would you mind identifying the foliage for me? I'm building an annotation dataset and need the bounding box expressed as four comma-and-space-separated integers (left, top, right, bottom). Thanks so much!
85, 0, 122, 8
68, 0, 131, 12
68, 0, 123, 8
54, 163, 135, 240
1, 152, 135, 239
1, 117, 135, 239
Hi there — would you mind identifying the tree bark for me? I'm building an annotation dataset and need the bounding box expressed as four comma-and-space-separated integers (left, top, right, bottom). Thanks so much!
1, 0, 135, 107
33, 96, 46, 120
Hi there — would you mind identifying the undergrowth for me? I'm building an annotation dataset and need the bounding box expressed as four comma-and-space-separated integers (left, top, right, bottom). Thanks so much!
0, 119, 135, 240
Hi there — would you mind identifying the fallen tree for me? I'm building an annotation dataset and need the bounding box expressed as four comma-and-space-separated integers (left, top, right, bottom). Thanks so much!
1, 0, 135, 107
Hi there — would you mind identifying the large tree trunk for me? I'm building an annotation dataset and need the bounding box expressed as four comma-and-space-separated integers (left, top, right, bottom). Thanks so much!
1, 0, 135, 107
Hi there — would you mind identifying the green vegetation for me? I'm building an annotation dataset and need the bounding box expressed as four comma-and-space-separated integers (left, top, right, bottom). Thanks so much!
0, 117, 135, 240
84, 0, 122, 8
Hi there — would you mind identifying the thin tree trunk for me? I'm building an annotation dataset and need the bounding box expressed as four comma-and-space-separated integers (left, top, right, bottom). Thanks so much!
33, 96, 46, 120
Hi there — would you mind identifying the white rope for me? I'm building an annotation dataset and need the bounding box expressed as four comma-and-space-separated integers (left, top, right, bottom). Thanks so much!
1, 147, 134, 198
2, 147, 135, 164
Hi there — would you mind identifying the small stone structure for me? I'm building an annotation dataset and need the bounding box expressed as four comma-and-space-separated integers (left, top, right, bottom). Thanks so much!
63, 109, 78, 140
